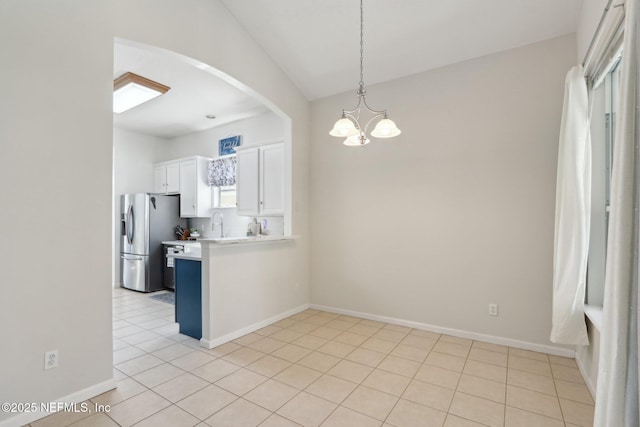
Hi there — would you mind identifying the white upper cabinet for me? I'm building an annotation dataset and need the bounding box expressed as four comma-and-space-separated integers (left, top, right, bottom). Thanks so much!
154, 161, 180, 194
236, 148, 260, 216
154, 166, 165, 194
260, 143, 284, 215
179, 159, 197, 217
165, 162, 180, 193
236, 142, 284, 216
179, 156, 213, 218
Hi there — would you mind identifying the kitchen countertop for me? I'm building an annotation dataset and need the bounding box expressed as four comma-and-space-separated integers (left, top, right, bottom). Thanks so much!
162, 240, 200, 246
199, 235, 293, 245
164, 235, 293, 245
165, 236, 293, 261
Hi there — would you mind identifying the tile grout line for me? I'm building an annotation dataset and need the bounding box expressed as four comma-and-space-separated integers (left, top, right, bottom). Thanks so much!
549, 354, 568, 425
97, 289, 594, 427
442, 337, 476, 427
233, 314, 370, 425
293, 315, 375, 426
283, 316, 401, 425
503, 345, 509, 427
377, 326, 434, 426
504, 349, 569, 425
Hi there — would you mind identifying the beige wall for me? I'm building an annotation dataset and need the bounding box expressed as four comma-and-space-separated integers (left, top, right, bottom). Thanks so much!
159, 112, 285, 162
113, 128, 168, 286
0, 2, 115, 424
0, 1, 310, 425
309, 34, 576, 349
202, 240, 308, 347
577, 0, 611, 61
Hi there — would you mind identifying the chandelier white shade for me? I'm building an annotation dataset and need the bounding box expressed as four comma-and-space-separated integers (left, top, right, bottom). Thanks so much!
344, 134, 371, 146
329, 116, 359, 137
371, 118, 401, 138
329, 0, 401, 146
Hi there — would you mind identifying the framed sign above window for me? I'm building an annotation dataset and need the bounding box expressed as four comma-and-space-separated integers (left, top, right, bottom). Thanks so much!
219, 135, 242, 156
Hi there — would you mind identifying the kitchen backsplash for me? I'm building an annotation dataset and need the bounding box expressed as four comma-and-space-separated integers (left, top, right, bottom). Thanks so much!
187, 208, 284, 239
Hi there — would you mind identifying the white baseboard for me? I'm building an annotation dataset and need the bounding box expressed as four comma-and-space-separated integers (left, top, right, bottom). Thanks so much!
0, 378, 116, 427
310, 304, 576, 358
201, 304, 310, 349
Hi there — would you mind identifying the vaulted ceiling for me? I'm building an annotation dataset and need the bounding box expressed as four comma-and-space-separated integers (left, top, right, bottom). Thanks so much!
114, 1, 583, 137
221, 0, 583, 100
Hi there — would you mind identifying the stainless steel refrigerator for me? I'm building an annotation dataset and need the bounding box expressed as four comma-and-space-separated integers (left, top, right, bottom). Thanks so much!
120, 193, 183, 292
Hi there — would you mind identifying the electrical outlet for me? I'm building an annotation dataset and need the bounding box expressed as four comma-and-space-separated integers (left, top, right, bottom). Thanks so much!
489, 304, 498, 316
44, 350, 58, 370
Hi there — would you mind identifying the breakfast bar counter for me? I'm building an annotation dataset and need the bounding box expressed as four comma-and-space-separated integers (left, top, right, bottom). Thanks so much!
166, 235, 300, 348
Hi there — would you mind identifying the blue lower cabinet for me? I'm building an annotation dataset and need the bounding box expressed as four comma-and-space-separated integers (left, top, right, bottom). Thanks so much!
174, 259, 202, 340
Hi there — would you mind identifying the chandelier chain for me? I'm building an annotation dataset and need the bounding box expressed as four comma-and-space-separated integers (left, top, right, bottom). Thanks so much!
359, 0, 364, 88
329, 0, 400, 145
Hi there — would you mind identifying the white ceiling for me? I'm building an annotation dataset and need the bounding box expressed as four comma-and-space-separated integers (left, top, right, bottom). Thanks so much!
113, 42, 269, 138
221, 0, 583, 100
114, 1, 583, 137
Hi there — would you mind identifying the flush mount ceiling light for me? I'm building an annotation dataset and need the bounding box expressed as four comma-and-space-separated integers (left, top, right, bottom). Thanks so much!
113, 72, 170, 114
329, 0, 401, 147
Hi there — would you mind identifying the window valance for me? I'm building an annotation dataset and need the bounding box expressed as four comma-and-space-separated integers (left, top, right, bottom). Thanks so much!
208, 156, 236, 187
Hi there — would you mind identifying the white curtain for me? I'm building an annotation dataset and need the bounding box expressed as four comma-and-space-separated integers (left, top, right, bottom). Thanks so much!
550, 64, 591, 345
594, 0, 639, 425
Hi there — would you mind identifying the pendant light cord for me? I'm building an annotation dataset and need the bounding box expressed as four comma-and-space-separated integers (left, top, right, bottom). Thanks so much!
359, 0, 364, 88
329, 0, 401, 144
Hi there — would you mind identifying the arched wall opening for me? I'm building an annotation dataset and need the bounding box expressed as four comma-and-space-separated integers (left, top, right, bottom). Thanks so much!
112, 38, 295, 287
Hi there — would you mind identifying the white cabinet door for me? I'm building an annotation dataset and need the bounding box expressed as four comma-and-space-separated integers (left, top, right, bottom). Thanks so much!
260, 143, 284, 215
236, 148, 260, 216
154, 165, 167, 194
179, 159, 197, 217
194, 157, 213, 217
178, 157, 212, 218
154, 161, 180, 194
165, 162, 180, 194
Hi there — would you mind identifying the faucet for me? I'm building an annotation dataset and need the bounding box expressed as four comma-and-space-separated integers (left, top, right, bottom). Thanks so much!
211, 212, 224, 238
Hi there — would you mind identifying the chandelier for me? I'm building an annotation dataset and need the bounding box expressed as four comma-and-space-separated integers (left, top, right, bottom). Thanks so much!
329, 0, 401, 146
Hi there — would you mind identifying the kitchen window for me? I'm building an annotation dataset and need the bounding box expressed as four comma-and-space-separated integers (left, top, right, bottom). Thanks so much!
214, 186, 237, 208
208, 156, 237, 208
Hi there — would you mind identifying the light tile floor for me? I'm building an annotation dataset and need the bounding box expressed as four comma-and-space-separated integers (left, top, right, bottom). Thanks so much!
30, 288, 595, 427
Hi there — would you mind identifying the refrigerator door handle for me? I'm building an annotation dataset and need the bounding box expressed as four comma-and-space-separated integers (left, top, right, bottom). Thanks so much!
126, 204, 134, 244
121, 255, 143, 261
